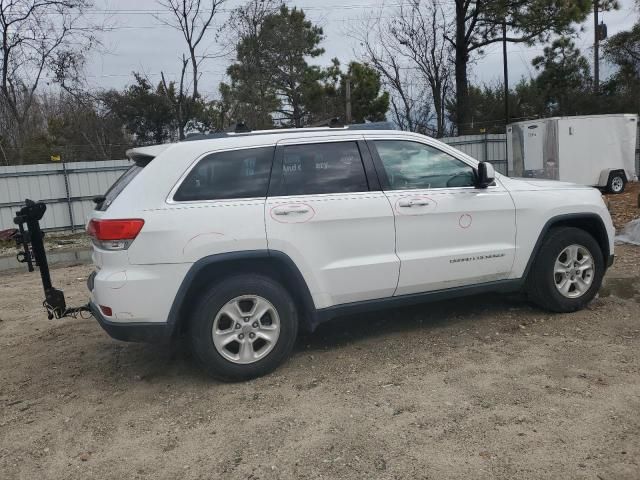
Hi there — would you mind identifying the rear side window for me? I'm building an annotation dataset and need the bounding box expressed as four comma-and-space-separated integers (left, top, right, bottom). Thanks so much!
278, 142, 368, 196
174, 147, 274, 202
95, 163, 144, 211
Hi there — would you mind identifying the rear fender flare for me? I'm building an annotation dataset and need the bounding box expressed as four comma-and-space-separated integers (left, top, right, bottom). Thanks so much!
166, 250, 317, 334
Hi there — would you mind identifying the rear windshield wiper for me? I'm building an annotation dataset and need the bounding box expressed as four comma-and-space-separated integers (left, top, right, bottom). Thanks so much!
92, 195, 106, 208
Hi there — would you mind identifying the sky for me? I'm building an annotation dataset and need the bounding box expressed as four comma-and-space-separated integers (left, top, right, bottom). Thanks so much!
85, 0, 640, 97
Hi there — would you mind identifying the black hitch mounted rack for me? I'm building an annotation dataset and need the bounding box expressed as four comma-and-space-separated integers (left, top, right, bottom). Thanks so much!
12, 199, 91, 320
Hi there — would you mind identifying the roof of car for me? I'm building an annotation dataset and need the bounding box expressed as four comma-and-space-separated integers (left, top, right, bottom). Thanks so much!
126, 123, 407, 160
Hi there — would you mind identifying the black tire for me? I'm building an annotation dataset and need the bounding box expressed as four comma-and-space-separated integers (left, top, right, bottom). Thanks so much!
527, 227, 605, 313
189, 274, 298, 381
607, 172, 626, 194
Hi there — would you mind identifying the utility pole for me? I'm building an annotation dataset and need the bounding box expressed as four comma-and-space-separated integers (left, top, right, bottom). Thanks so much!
502, 20, 510, 176
594, 0, 600, 94
345, 77, 352, 124
502, 20, 509, 128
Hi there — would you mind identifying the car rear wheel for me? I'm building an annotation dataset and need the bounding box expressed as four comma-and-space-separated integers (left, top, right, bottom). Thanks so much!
527, 227, 605, 313
189, 274, 298, 381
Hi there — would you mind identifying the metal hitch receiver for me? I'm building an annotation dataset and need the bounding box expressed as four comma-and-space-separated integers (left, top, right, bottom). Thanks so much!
12, 199, 90, 320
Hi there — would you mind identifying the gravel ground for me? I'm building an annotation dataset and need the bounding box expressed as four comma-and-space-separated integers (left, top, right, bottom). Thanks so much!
1, 185, 640, 479
0, 243, 639, 479
607, 181, 640, 229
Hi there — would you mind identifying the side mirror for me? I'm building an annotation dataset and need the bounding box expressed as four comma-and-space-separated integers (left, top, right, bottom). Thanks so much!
476, 162, 495, 188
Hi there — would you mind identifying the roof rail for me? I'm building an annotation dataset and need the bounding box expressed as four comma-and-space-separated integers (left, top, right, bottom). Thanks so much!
181, 121, 397, 143
345, 121, 396, 130
306, 117, 344, 128
229, 121, 251, 133
304, 118, 396, 130
182, 132, 228, 142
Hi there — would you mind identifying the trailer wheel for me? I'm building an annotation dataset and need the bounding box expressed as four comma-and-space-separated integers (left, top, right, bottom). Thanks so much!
607, 172, 626, 194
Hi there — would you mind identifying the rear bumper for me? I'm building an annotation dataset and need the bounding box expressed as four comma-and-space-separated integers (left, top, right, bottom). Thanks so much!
89, 302, 173, 343
88, 259, 190, 325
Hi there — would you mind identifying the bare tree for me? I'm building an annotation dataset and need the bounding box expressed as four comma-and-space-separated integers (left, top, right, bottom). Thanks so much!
354, 0, 451, 136
0, 0, 98, 163
41, 91, 128, 160
390, 0, 452, 137
223, 0, 282, 51
353, 9, 429, 134
156, 0, 226, 139
159, 55, 191, 140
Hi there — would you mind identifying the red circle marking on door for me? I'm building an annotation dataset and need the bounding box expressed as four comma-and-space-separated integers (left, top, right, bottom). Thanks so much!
459, 213, 472, 229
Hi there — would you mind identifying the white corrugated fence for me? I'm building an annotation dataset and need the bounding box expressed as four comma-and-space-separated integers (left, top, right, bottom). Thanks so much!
0, 160, 131, 232
441, 133, 508, 174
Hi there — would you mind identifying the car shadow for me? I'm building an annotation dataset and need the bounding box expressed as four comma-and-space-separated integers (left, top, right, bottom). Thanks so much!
295, 292, 531, 354
70, 293, 531, 385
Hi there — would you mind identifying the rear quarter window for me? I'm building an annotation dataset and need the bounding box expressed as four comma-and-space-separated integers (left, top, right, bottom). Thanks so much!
95, 163, 144, 211
173, 146, 274, 202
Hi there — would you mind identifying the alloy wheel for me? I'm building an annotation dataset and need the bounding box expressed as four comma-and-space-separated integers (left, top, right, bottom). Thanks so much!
212, 295, 280, 364
553, 244, 595, 298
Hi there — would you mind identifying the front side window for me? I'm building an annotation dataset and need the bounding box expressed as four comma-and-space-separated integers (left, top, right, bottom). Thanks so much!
278, 142, 368, 196
173, 146, 274, 201
374, 140, 475, 190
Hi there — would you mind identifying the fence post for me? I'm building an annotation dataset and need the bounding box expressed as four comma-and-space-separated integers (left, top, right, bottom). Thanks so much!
636, 123, 639, 177
504, 129, 509, 177
61, 158, 75, 232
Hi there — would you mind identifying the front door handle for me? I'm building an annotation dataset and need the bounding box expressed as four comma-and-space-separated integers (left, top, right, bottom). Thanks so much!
398, 199, 430, 208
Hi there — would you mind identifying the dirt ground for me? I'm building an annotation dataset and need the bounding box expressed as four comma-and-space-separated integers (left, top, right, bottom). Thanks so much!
1, 197, 639, 479
606, 181, 640, 229
0, 250, 639, 480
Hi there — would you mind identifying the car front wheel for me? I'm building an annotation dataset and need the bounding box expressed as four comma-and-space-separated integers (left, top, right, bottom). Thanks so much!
189, 274, 298, 381
527, 227, 605, 312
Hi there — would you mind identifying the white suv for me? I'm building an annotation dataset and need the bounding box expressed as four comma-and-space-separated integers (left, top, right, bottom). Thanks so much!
87, 126, 615, 381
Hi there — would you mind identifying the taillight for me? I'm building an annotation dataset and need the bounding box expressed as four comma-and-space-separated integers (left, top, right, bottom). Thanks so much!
87, 219, 144, 250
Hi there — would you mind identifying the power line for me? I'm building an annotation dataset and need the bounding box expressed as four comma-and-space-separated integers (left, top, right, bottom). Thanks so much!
8, 1, 467, 22
85, 70, 228, 78
85, 39, 593, 81
10, 2, 424, 16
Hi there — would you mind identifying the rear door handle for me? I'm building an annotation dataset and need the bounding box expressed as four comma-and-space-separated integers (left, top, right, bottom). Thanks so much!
273, 206, 311, 216
398, 199, 430, 207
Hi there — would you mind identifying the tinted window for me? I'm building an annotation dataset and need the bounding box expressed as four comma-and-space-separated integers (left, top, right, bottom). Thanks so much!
96, 163, 144, 211
279, 142, 368, 195
174, 147, 274, 201
374, 140, 475, 190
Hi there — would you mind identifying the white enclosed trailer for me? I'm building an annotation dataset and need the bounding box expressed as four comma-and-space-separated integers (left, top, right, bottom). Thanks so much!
507, 114, 638, 193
